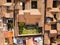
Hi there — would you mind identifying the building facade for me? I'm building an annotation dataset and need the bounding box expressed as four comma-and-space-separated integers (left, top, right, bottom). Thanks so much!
0, 0, 60, 45
45, 0, 60, 45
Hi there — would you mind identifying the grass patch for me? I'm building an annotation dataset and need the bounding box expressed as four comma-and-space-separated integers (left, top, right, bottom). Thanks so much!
18, 22, 42, 34
21, 28, 38, 34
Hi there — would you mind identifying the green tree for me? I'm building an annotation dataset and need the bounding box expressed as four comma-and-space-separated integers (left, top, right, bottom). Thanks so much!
18, 22, 24, 34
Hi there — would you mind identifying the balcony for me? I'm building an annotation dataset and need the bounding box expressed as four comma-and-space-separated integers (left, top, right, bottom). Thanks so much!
58, 30, 60, 35
51, 43, 57, 45
3, 24, 8, 31
45, 24, 51, 31
2, 3, 14, 11
4, 12, 13, 18
18, 9, 41, 24
47, 0, 53, 9
49, 8, 60, 13
7, 6, 14, 11
57, 23, 60, 35
51, 18, 57, 24
57, 14, 60, 21
2, 3, 13, 6
49, 30, 57, 37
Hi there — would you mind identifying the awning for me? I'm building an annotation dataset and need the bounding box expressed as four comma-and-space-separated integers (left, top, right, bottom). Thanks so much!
19, 9, 41, 15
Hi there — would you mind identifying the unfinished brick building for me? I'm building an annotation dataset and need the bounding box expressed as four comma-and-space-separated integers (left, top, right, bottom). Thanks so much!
0, 0, 60, 45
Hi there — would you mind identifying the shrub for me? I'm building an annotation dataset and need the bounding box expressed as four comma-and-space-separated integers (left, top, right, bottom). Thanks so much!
18, 22, 25, 34
37, 27, 42, 33
7, 22, 13, 29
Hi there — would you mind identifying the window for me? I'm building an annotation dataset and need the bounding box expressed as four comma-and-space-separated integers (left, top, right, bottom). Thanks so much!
46, 17, 53, 22
53, 1, 57, 8
50, 37, 56, 43
57, 35, 60, 38
7, 0, 11, 2
23, 40, 26, 45
2, 17, 6, 23
5, 38, 9, 44
7, 18, 13, 30
38, 27, 42, 33
22, 2, 25, 10
20, 2, 25, 10
31, 1, 37, 9
51, 24, 57, 30
6, 6, 10, 12
54, 14, 57, 20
